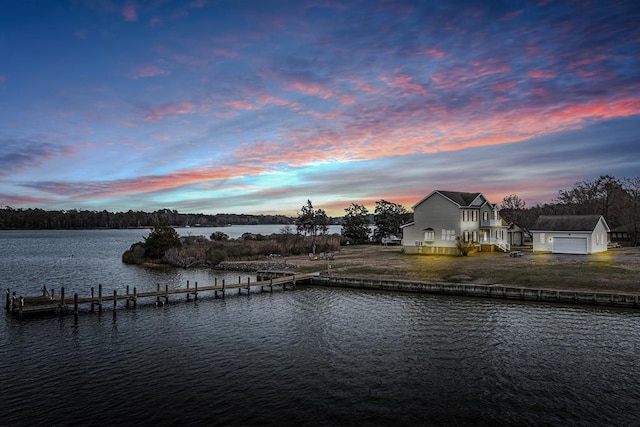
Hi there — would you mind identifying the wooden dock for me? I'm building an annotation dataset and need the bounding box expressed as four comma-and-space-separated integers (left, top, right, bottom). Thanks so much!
6, 273, 318, 321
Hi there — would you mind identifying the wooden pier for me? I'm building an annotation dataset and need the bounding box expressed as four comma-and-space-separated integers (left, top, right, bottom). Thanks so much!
6, 273, 318, 321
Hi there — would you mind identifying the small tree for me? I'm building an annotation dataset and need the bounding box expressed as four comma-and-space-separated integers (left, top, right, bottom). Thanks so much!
296, 200, 329, 254
210, 231, 229, 241
373, 200, 408, 242
500, 194, 527, 225
342, 203, 370, 244
456, 237, 477, 256
143, 225, 182, 259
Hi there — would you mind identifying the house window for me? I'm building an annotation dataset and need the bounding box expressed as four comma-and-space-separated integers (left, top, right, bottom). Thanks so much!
472, 210, 478, 222
441, 229, 455, 241
482, 211, 488, 221
463, 231, 470, 242
472, 231, 478, 242
539, 233, 545, 243
424, 229, 435, 242
415, 241, 423, 246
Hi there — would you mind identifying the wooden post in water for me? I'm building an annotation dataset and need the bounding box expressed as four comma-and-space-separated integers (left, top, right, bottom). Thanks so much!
156, 283, 161, 306
126, 285, 130, 308
5, 289, 9, 312
133, 287, 137, 309
74, 293, 78, 324
165, 284, 169, 305
238, 276, 242, 295
112, 289, 117, 322
214, 277, 218, 298
186, 280, 190, 302
18, 296, 24, 319
194, 282, 198, 301
90, 287, 95, 313
222, 279, 225, 299
60, 287, 65, 315
270, 278, 273, 293
246, 277, 250, 296
98, 284, 103, 313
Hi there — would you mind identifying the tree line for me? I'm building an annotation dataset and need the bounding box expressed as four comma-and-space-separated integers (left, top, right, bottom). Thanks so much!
0, 207, 296, 230
500, 175, 640, 243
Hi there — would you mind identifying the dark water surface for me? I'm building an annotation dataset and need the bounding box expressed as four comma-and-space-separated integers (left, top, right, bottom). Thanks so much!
1, 230, 639, 426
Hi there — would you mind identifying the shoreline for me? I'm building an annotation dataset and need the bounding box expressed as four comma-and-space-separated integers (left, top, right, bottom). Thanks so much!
307, 275, 640, 309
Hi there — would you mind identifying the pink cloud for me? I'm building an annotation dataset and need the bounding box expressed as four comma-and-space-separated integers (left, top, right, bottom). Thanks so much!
416, 48, 447, 60
224, 99, 259, 110
143, 102, 197, 121
122, 3, 138, 22
527, 69, 557, 79
470, 59, 511, 77
490, 81, 517, 92
130, 65, 169, 79
285, 81, 334, 99
381, 74, 430, 98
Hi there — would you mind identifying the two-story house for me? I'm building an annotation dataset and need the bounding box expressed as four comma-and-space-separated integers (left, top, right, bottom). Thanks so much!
401, 190, 509, 254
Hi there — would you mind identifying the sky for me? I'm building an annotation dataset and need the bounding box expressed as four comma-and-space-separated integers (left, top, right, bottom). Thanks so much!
1, 0, 639, 216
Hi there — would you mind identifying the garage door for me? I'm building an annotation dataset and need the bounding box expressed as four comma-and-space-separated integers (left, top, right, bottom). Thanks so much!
553, 237, 588, 254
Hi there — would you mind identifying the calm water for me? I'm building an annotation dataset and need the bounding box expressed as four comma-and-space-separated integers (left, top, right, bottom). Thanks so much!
1, 229, 640, 426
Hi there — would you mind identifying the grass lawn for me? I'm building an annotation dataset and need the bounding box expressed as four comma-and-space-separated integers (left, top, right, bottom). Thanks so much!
287, 245, 640, 294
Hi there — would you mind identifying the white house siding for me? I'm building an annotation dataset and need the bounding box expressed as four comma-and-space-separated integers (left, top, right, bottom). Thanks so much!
590, 219, 609, 253
402, 192, 483, 254
531, 216, 610, 255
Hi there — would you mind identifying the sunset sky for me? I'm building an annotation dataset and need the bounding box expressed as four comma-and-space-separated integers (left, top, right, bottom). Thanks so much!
1, 0, 638, 216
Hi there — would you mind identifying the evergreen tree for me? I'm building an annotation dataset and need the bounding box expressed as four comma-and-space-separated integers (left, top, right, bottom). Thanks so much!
341, 203, 370, 244
143, 225, 182, 259
373, 200, 408, 242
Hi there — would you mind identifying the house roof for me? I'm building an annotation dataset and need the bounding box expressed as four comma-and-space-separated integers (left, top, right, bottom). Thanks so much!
530, 215, 610, 232
413, 190, 486, 209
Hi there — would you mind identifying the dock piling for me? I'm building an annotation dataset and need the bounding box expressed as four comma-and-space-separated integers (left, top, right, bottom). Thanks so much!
113, 290, 117, 321
74, 293, 78, 324
98, 284, 103, 313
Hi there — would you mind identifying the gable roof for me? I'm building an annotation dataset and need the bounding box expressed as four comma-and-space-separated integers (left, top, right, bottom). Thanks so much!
530, 215, 610, 232
413, 190, 487, 209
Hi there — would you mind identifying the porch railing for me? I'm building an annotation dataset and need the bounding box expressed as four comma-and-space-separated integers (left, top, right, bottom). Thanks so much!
488, 238, 510, 252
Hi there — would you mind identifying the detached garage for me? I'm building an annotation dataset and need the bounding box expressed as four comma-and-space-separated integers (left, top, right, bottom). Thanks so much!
530, 215, 610, 254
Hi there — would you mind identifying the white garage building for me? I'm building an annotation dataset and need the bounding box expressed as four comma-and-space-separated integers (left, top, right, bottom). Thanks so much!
530, 215, 610, 254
